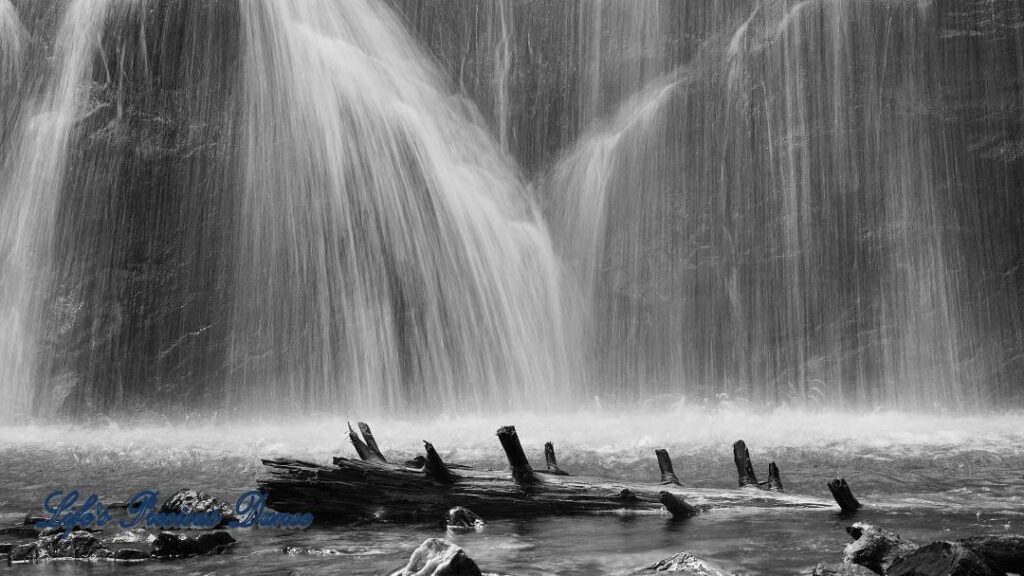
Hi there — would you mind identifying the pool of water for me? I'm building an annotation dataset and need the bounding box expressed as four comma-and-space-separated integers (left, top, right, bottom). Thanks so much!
1, 409, 1022, 575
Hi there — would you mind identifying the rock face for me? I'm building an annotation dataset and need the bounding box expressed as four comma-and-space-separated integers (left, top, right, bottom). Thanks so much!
843, 523, 918, 574
887, 541, 1001, 576
632, 552, 731, 575
391, 538, 482, 576
150, 531, 236, 559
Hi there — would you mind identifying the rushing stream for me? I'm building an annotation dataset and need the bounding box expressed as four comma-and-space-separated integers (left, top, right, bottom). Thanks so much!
1, 412, 1023, 574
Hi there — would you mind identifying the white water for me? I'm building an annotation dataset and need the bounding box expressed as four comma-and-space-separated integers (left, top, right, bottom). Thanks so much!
0, 0, 121, 419
231, 0, 573, 413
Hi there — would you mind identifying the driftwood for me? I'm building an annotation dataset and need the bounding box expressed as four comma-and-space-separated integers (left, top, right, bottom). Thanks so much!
259, 424, 851, 523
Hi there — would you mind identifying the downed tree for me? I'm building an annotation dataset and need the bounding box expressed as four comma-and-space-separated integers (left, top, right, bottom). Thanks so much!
258, 423, 850, 523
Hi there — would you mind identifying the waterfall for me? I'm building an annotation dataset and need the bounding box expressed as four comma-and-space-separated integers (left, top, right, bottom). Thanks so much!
229, 0, 572, 413
0, 0, 1021, 418
0, 0, 119, 419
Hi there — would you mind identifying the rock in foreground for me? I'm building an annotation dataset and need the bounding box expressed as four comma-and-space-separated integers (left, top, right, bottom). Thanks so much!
390, 538, 482, 576
633, 551, 731, 575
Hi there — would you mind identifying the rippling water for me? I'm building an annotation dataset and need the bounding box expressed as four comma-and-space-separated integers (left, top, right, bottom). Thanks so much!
1, 409, 1022, 575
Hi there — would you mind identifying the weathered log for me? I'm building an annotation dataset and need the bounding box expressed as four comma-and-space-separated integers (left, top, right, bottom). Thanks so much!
767, 462, 783, 492
348, 422, 386, 464
423, 441, 455, 484
655, 449, 682, 486
732, 440, 759, 487
543, 442, 569, 476
843, 522, 918, 574
260, 428, 833, 523
357, 422, 384, 461
496, 425, 537, 484
659, 491, 697, 519
828, 478, 862, 513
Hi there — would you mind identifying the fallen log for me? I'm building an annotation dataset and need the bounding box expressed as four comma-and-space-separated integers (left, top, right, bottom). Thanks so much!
258, 425, 835, 523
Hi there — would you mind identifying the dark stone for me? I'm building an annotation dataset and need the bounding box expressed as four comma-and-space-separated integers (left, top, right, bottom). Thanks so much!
446, 507, 483, 530
160, 489, 235, 526
633, 551, 730, 575
390, 538, 482, 576
843, 522, 918, 574
0, 543, 11, 554
958, 535, 1024, 574
36, 530, 106, 559
8, 542, 38, 562
150, 530, 236, 558
888, 541, 1000, 576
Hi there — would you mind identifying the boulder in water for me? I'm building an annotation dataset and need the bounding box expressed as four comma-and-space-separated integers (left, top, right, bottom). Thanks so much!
843, 522, 917, 574
632, 551, 730, 575
160, 489, 235, 526
390, 538, 482, 576
446, 507, 484, 531
150, 530, 235, 558
887, 541, 1000, 576
8, 530, 104, 562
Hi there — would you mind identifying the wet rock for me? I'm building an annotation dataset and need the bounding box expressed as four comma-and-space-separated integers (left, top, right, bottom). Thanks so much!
160, 489, 235, 526
958, 534, 1024, 574
390, 538, 482, 576
446, 507, 484, 531
8, 530, 107, 562
150, 530, 236, 558
887, 541, 1000, 576
8, 542, 38, 562
632, 552, 730, 575
37, 530, 106, 559
109, 528, 156, 543
843, 523, 917, 574
0, 543, 11, 554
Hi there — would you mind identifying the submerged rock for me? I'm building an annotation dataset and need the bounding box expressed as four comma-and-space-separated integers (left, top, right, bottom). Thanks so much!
150, 530, 236, 558
391, 538, 482, 576
633, 552, 730, 575
887, 541, 1000, 576
843, 523, 917, 574
446, 507, 484, 531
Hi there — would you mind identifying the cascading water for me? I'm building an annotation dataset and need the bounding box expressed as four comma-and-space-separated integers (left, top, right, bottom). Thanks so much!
0, 0, 118, 418
229, 0, 571, 413
0, 0, 1022, 419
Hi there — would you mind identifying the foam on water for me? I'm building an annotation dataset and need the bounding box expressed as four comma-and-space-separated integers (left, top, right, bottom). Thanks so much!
1, 409, 1021, 463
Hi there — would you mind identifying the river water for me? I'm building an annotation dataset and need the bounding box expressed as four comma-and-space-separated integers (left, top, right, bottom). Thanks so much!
2, 410, 1021, 575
